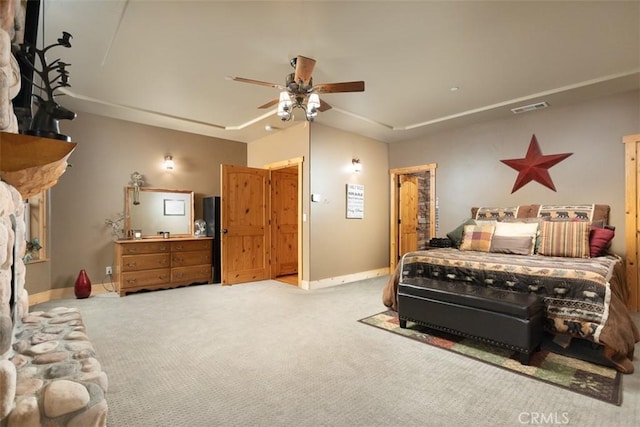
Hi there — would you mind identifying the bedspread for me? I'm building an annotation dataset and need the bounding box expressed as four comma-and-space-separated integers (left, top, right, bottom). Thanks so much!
383, 248, 639, 373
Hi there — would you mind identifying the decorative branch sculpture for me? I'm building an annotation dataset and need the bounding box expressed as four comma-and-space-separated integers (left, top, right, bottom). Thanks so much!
13, 31, 76, 141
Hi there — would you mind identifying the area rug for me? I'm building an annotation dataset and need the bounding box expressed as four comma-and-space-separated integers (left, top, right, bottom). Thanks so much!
359, 310, 623, 405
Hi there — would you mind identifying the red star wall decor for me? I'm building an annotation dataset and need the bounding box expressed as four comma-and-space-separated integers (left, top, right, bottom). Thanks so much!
500, 134, 572, 193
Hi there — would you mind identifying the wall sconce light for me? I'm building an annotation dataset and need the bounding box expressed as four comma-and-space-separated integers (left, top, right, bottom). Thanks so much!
352, 158, 362, 173
163, 155, 175, 170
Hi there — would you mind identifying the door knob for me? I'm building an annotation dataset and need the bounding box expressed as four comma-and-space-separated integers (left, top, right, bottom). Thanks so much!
221, 229, 228, 234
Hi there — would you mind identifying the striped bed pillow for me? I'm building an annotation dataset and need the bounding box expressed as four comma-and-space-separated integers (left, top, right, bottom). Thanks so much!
490, 221, 539, 255
538, 221, 591, 258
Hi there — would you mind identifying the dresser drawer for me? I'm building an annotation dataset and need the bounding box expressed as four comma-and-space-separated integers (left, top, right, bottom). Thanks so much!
121, 268, 171, 289
172, 250, 212, 267
171, 240, 212, 252
120, 242, 171, 255
122, 253, 171, 271
115, 237, 213, 296
171, 265, 211, 285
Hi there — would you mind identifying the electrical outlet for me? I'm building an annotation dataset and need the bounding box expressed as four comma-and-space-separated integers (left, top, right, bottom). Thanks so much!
105, 266, 113, 276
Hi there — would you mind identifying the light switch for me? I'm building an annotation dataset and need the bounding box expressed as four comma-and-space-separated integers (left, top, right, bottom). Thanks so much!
311, 194, 322, 202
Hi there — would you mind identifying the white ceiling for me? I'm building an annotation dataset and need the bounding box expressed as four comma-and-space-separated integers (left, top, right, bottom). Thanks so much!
39, 1, 639, 144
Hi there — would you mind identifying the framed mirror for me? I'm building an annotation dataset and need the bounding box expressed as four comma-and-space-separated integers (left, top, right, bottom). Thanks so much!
124, 187, 194, 238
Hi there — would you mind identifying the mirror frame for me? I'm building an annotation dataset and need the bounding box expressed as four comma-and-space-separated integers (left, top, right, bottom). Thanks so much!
124, 187, 194, 238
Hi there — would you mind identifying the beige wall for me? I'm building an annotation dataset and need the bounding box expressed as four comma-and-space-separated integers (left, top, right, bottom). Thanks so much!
26, 90, 638, 296
249, 122, 390, 284
309, 124, 390, 281
247, 122, 311, 282
389, 90, 640, 255
25, 112, 246, 295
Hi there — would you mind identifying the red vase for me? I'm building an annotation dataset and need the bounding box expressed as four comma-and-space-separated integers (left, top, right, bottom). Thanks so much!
75, 269, 92, 299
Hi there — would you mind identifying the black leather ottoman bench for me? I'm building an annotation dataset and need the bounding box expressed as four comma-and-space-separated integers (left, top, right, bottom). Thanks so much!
397, 277, 544, 364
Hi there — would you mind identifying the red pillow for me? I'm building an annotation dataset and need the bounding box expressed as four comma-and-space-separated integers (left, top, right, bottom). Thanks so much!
589, 226, 615, 257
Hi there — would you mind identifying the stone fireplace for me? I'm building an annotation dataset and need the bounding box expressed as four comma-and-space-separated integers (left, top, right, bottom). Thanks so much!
1, 2, 107, 424
1, 183, 109, 426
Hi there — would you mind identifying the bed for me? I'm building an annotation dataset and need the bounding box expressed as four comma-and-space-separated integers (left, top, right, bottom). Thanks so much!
383, 204, 640, 374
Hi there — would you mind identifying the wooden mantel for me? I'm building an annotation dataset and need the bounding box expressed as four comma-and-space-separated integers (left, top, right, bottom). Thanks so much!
0, 132, 77, 199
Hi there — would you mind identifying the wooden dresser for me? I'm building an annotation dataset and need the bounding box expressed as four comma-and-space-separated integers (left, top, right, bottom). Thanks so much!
114, 237, 213, 296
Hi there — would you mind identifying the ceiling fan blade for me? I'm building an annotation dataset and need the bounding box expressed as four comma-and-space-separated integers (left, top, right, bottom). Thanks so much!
314, 81, 365, 93
294, 55, 316, 86
229, 76, 283, 90
318, 99, 332, 112
258, 98, 279, 109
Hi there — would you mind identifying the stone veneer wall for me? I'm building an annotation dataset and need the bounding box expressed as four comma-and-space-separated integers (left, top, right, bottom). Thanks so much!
1, 182, 109, 426
1, 6, 108, 423
0, 180, 30, 419
0, 6, 108, 427
417, 172, 431, 249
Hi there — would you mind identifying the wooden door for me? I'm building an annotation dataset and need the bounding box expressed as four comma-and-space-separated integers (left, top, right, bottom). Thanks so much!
271, 167, 298, 277
399, 175, 419, 257
221, 165, 270, 285
389, 164, 437, 273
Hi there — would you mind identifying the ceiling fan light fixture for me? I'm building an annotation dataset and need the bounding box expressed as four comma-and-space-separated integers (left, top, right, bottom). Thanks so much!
277, 108, 291, 121
308, 94, 320, 110
277, 91, 293, 121
278, 91, 292, 108
306, 93, 321, 121
232, 56, 364, 122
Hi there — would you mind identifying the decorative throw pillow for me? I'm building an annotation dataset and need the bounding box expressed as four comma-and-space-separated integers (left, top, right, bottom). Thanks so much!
474, 206, 519, 221
459, 224, 496, 252
543, 217, 605, 229
446, 218, 476, 248
490, 222, 539, 255
537, 204, 595, 221
502, 217, 544, 253
474, 219, 498, 226
538, 221, 591, 258
490, 236, 535, 255
589, 226, 615, 257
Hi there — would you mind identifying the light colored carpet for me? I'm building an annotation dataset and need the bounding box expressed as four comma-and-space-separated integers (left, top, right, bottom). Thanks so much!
34, 277, 640, 427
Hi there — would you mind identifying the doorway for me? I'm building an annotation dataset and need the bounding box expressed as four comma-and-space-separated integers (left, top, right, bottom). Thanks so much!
389, 164, 437, 272
220, 158, 303, 287
270, 164, 300, 286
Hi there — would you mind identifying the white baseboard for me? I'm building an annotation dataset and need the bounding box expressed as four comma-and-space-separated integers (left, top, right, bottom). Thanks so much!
29, 283, 118, 306
301, 267, 389, 290
29, 270, 390, 303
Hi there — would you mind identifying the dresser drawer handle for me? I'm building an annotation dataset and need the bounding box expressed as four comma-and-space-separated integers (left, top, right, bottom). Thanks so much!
126, 278, 137, 284
175, 245, 184, 250
126, 262, 136, 267
127, 249, 137, 253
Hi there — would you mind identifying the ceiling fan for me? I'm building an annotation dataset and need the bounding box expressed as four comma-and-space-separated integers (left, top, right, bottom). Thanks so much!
229, 55, 365, 121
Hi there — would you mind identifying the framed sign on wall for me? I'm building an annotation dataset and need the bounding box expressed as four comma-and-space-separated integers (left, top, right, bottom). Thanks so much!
346, 183, 364, 219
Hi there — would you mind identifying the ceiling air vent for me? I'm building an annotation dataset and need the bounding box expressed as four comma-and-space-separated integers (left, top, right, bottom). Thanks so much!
510, 101, 549, 114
